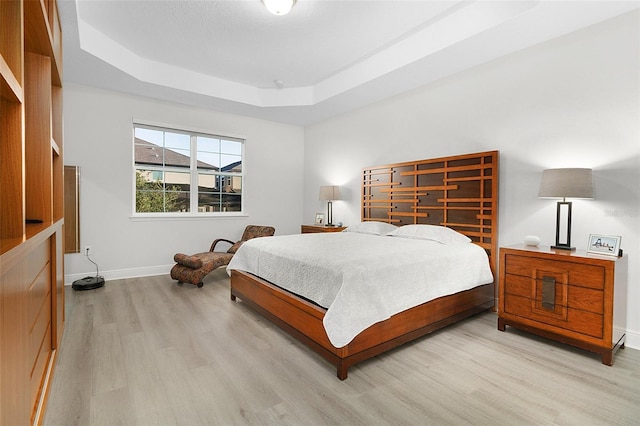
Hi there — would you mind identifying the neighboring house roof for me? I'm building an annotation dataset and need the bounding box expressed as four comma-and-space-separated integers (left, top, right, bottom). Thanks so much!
222, 160, 242, 173
134, 138, 218, 170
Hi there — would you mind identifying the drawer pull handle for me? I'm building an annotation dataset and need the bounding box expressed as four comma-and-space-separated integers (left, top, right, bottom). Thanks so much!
542, 276, 555, 310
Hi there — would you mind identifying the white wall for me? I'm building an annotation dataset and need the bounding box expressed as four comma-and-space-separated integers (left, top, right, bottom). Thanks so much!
304, 12, 640, 348
64, 84, 304, 282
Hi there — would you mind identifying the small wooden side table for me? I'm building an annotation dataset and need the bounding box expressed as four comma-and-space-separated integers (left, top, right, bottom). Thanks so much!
301, 225, 346, 234
498, 245, 627, 365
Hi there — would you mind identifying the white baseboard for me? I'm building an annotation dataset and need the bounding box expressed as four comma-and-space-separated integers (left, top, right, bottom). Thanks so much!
624, 328, 640, 350
65, 264, 173, 285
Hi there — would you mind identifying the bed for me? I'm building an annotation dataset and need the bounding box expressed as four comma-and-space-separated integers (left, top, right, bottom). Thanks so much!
229, 150, 499, 379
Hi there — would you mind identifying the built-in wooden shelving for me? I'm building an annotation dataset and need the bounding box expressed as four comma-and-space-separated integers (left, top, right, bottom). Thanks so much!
1, 1, 64, 424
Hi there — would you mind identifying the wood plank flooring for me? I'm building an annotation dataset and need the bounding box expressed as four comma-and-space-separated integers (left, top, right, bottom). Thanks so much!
44, 270, 640, 425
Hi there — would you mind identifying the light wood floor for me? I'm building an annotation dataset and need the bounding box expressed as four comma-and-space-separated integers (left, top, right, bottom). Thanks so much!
45, 270, 640, 425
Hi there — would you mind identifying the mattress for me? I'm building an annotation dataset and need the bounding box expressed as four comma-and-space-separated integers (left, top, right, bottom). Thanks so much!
227, 231, 493, 348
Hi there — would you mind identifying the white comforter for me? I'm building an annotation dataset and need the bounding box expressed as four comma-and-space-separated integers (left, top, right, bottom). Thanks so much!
227, 232, 493, 348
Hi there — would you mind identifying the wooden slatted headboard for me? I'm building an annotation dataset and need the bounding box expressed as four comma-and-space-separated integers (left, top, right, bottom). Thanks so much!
362, 150, 499, 275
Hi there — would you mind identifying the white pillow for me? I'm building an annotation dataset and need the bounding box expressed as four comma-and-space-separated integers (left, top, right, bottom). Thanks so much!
343, 221, 398, 236
386, 224, 471, 244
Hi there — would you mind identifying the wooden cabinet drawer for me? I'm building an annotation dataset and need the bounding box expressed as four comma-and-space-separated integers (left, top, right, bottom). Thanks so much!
29, 294, 51, 365
503, 292, 603, 338
504, 254, 605, 290
25, 240, 50, 288
30, 327, 52, 417
504, 273, 604, 315
28, 262, 51, 330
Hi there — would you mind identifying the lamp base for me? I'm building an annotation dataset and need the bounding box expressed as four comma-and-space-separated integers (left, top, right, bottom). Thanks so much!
551, 245, 575, 251
552, 200, 575, 252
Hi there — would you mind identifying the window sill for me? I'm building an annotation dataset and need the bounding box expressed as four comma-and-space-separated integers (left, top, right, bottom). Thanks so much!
130, 213, 249, 222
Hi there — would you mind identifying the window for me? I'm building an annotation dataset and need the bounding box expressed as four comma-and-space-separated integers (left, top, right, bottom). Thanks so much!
133, 124, 243, 214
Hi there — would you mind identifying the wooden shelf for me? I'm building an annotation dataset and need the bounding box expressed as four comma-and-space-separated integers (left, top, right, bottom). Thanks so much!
51, 138, 60, 155
1, 54, 23, 102
25, 221, 50, 239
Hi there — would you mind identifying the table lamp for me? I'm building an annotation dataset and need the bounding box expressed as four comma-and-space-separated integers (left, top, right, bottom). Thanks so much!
538, 168, 593, 250
319, 185, 340, 226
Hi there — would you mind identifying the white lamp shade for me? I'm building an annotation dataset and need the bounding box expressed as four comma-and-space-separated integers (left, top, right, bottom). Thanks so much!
538, 168, 593, 199
319, 185, 340, 201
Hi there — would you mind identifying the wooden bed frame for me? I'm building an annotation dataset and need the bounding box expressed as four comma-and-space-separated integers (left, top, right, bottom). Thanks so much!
230, 150, 499, 379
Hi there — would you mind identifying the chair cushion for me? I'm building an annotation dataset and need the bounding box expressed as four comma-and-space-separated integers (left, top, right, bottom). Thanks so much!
241, 225, 276, 241
174, 253, 203, 269
171, 251, 234, 285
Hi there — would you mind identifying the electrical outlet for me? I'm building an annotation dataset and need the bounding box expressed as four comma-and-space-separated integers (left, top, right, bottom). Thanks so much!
84, 246, 92, 256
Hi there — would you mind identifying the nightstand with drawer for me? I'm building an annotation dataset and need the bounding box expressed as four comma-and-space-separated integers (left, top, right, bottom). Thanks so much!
498, 245, 627, 365
301, 225, 346, 234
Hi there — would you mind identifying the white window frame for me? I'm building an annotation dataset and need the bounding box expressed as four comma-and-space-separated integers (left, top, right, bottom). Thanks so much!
132, 121, 245, 218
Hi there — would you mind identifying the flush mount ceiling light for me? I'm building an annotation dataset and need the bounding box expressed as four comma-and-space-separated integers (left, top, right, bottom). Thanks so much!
262, 0, 296, 16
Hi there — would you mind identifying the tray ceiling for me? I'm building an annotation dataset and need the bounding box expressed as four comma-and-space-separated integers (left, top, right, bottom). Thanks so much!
59, 1, 639, 126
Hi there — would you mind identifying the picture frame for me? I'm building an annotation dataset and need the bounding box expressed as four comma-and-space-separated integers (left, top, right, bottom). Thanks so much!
587, 234, 621, 256
314, 212, 325, 226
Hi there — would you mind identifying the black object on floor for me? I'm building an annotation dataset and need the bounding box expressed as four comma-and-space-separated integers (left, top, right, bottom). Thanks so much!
72, 276, 105, 291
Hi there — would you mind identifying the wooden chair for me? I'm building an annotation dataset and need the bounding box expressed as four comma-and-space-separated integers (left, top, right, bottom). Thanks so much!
170, 225, 275, 287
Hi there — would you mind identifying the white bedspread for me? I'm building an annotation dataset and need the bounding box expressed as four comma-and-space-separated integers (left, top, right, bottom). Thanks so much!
227, 232, 493, 348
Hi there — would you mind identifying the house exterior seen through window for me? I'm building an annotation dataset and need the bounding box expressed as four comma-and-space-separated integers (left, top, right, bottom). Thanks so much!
134, 124, 243, 214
